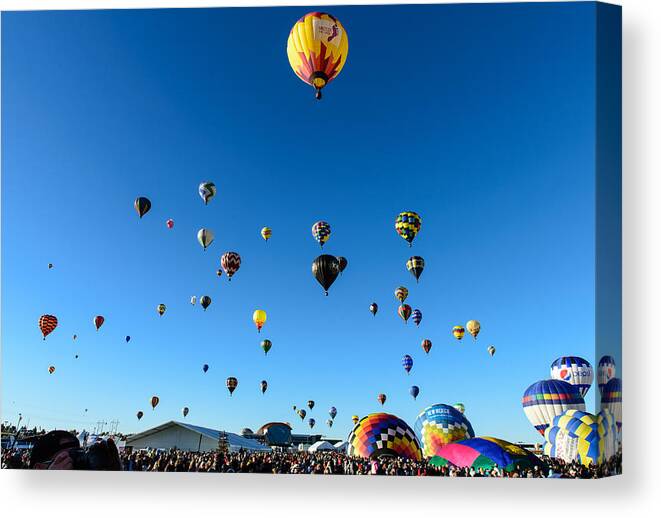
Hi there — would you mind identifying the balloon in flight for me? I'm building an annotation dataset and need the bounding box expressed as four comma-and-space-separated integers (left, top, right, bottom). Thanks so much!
134, 197, 151, 218
394, 286, 409, 303
94, 315, 105, 331
402, 354, 413, 374
307, 400, 315, 410
406, 256, 425, 282
39, 314, 58, 340
261, 339, 272, 355
253, 310, 267, 332
409, 386, 420, 400
329, 407, 337, 419
422, 339, 432, 354
312, 255, 340, 295
487, 345, 496, 357
377, 393, 387, 406
151, 396, 159, 410
221, 252, 242, 280
395, 212, 422, 246
398, 304, 412, 323
311, 221, 331, 247
157, 304, 166, 316
137, 411, 144, 420
166, 219, 174, 229
198, 182, 217, 205
197, 228, 214, 251
202, 364, 209, 373
200, 296, 211, 311
260, 380, 268, 394
48, 366, 55, 375
182, 407, 189, 418
466, 320, 481, 340
226, 377, 238, 396
411, 309, 422, 326
336, 256, 348, 274
261, 227, 272, 242
452, 326, 465, 340
550, 356, 594, 397
369, 303, 378, 316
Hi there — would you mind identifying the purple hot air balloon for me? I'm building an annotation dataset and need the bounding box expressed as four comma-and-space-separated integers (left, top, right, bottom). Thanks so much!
402, 354, 413, 374
411, 309, 422, 327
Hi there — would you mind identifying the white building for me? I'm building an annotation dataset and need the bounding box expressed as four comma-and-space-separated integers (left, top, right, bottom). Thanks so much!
125, 421, 270, 453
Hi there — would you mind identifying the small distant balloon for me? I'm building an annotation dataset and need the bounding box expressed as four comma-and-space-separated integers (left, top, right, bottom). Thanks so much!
298, 409, 307, 420
398, 304, 412, 323
39, 314, 58, 340
466, 320, 481, 340
151, 396, 159, 410
190, 296, 197, 306
487, 345, 496, 357
72, 334, 77, 341
409, 386, 420, 400
48, 263, 53, 269
253, 310, 267, 333
260, 380, 268, 394
421, 339, 432, 354
453, 403, 465, 414
329, 407, 337, 419
307, 400, 315, 410
197, 228, 214, 251
166, 219, 174, 229
369, 303, 378, 316
377, 393, 387, 406
336, 256, 348, 274
221, 252, 242, 281
48, 365, 55, 375
134, 197, 151, 218
311, 221, 331, 248
226, 377, 238, 396
200, 296, 211, 311
261, 227, 272, 242
182, 407, 189, 418
157, 304, 166, 316
308, 418, 316, 429
352, 415, 360, 425
394, 286, 409, 303
411, 309, 422, 326
452, 325, 465, 340
326, 419, 333, 428
137, 411, 144, 420
93, 315, 105, 331
261, 339, 272, 355
198, 181, 217, 205
126, 336, 131, 343
395, 211, 422, 246
202, 364, 209, 373
402, 355, 413, 374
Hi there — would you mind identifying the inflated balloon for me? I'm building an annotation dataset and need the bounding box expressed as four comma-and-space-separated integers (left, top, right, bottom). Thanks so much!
198, 182, 217, 205
48, 365, 55, 375
157, 304, 166, 316
409, 386, 420, 400
126, 336, 131, 343
261, 339, 272, 355
395, 212, 422, 246
414, 404, 475, 457
311, 221, 331, 247
597, 355, 617, 394
74, 354, 79, 359
182, 407, 189, 418
326, 419, 333, 428
253, 309, 267, 332
348, 413, 422, 460
402, 354, 413, 374
48, 263, 53, 269
487, 345, 496, 357
550, 356, 594, 397
260, 380, 268, 394
466, 320, 481, 340
298, 409, 307, 420
430, 437, 543, 472
394, 286, 409, 303
39, 314, 58, 340
352, 415, 360, 425
452, 325, 465, 340
522, 380, 585, 436
329, 407, 337, 419
406, 256, 425, 283
166, 219, 174, 229
307, 400, 315, 410
72, 334, 77, 341
598, 408, 619, 459
369, 303, 378, 316
411, 309, 422, 327
221, 252, 241, 280
202, 364, 209, 373
398, 304, 412, 323
261, 227, 272, 242
293, 405, 297, 411
377, 393, 387, 406
453, 403, 465, 415
543, 409, 606, 467
312, 255, 340, 295
600, 377, 622, 431
200, 296, 211, 311
94, 315, 105, 331
190, 296, 197, 306
287, 13, 349, 100
151, 396, 159, 410
336, 256, 348, 274
226, 377, 238, 396
422, 339, 432, 354
308, 418, 316, 429
134, 197, 151, 218
197, 228, 214, 251
136, 411, 144, 420
216, 269, 223, 277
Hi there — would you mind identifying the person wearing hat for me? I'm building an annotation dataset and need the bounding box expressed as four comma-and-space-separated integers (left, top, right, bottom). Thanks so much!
28, 430, 122, 470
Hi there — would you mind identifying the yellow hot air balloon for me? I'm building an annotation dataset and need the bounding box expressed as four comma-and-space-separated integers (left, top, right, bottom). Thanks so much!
452, 325, 465, 340
261, 227, 272, 242
286, 12, 349, 100
253, 309, 267, 333
466, 320, 481, 340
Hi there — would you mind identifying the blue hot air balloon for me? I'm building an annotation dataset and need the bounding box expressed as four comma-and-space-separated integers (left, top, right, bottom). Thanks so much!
202, 364, 209, 373
411, 309, 422, 327
414, 404, 475, 457
402, 354, 413, 374
409, 386, 420, 400
600, 377, 622, 432
550, 356, 594, 397
597, 356, 617, 395
328, 407, 337, 420
522, 380, 585, 436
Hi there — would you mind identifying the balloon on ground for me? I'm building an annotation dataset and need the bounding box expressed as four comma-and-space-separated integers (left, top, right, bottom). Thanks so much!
347, 413, 422, 460
414, 404, 475, 457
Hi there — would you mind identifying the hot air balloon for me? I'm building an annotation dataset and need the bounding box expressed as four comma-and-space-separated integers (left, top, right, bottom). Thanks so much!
74, 354, 79, 359
307, 400, 315, 410
406, 256, 425, 282
409, 386, 420, 400
312, 255, 340, 295
287, 12, 349, 100
134, 197, 151, 218
151, 396, 160, 410
402, 354, 413, 374
329, 407, 337, 419
221, 252, 241, 280
522, 380, 585, 436
414, 404, 476, 456
39, 314, 58, 340
182, 407, 189, 418
466, 320, 481, 340
600, 378, 622, 432
298, 409, 307, 420
200, 296, 211, 311
260, 227, 272, 243
48, 263, 53, 269
398, 304, 412, 323
422, 339, 432, 354
94, 315, 104, 331
394, 286, 409, 303
487, 345, 496, 357
226, 377, 238, 396
126, 336, 131, 343
326, 419, 333, 428
202, 364, 209, 373
198, 182, 216, 205
308, 418, 316, 429
543, 409, 606, 467
395, 212, 422, 246
136, 411, 144, 420
430, 437, 543, 472
453, 403, 465, 415
216, 269, 223, 277
352, 415, 359, 425
293, 405, 297, 411
452, 325, 465, 340
377, 393, 387, 406
260, 380, 268, 394
157, 304, 166, 316
336, 256, 348, 274
190, 296, 197, 305
197, 228, 214, 251
253, 310, 267, 332
597, 355, 617, 394
48, 366, 55, 375
72, 334, 77, 341
369, 303, 378, 316
348, 413, 422, 460
166, 219, 174, 229
411, 309, 422, 326
261, 339, 272, 355
311, 221, 331, 247
550, 356, 594, 397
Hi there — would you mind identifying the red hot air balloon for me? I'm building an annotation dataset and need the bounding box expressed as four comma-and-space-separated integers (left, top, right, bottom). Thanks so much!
422, 339, 432, 354
151, 396, 159, 410
166, 219, 174, 229
398, 304, 412, 324
94, 315, 105, 331
39, 315, 58, 340
377, 393, 387, 406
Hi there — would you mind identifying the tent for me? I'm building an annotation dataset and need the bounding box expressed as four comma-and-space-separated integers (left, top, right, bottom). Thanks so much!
334, 441, 348, 452
308, 440, 335, 452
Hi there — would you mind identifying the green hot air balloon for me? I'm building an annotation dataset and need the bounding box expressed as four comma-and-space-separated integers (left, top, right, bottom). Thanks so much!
261, 339, 272, 355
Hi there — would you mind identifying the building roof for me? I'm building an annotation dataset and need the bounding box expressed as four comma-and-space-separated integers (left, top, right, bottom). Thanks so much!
255, 422, 292, 435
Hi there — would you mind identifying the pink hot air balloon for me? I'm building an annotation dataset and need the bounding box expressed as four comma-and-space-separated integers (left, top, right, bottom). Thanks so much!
166, 219, 174, 229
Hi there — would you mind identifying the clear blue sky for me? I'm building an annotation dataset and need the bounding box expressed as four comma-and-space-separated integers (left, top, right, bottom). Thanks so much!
2, 3, 612, 443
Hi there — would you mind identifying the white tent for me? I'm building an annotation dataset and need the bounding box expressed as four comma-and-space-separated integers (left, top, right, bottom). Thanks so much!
333, 441, 348, 452
308, 440, 335, 452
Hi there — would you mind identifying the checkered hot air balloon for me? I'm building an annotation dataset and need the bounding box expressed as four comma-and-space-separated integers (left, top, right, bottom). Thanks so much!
414, 404, 476, 457
402, 354, 413, 374
348, 413, 422, 461
38, 314, 58, 340
221, 252, 241, 281
543, 410, 606, 467
522, 380, 585, 436
406, 256, 425, 282
311, 221, 331, 247
597, 355, 617, 394
411, 309, 422, 326
398, 304, 412, 323
287, 12, 349, 100
395, 212, 422, 246
550, 356, 594, 397
226, 377, 238, 396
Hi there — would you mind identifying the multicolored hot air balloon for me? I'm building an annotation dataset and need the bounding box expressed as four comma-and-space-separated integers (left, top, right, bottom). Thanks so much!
197, 228, 214, 251
453, 403, 466, 415
260, 380, 268, 394
312, 255, 340, 295
406, 256, 425, 283
221, 252, 241, 280
261, 227, 272, 242
598, 409, 619, 459
287, 12, 349, 100
487, 345, 496, 357
352, 415, 359, 425
394, 286, 409, 303
522, 380, 585, 436
200, 296, 211, 311
328, 407, 337, 420
298, 409, 307, 420
311, 221, 331, 247
261, 339, 272, 355
307, 400, 315, 410
198, 182, 216, 205
48, 365, 55, 375
411, 309, 422, 327
414, 404, 475, 457
369, 302, 378, 316
39, 315, 58, 340
308, 418, 316, 429
93, 315, 104, 331
151, 396, 159, 410
202, 364, 209, 373
422, 339, 432, 354
409, 386, 420, 400
216, 269, 223, 278
402, 354, 413, 374
134, 197, 151, 218
600, 377, 622, 432
597, 356, 617, 394
466, 320, 481, 340
182, 407, 189, 418
136, 411, 144, 420
336, 256, 347, 274
157, 304, 166, 316
452, 325, 465, 340
395, 212, 422, 246
398, 304, 412, 323
543, 410, 606, 467
429, 437, 543, 472
550, 356, 594, 397
348, 413, 422, 460
226, 377, 238, 396
166, 219, 174, 229
253, 310, 267, 332
377, 393, 387, 406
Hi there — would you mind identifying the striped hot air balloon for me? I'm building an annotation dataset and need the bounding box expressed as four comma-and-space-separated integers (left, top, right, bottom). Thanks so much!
411, 309, 422, 326
406, 256, 425, 282
550, 356, 594, 397
38, 314, 58, 340
522, 380, 585, 436
402, 355, 413, 374
221, 252, 241, 281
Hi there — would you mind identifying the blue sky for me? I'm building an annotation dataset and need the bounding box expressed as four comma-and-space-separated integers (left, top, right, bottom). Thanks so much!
2, 3, 614, 443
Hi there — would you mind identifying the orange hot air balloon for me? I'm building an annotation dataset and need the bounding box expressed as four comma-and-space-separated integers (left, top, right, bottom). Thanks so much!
39, 314, 58, 340
48, 366, 55, 375
94, 315, 105, 331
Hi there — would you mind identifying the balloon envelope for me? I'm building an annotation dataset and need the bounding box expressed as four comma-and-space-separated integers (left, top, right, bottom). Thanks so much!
395, 212, 422, 246
550, 356, 594, 397
39, 314, 58, 339
311, 255, 340, 295
414, 404, 475, 457
348, 413, 422, 460
522, 380, 585, 436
